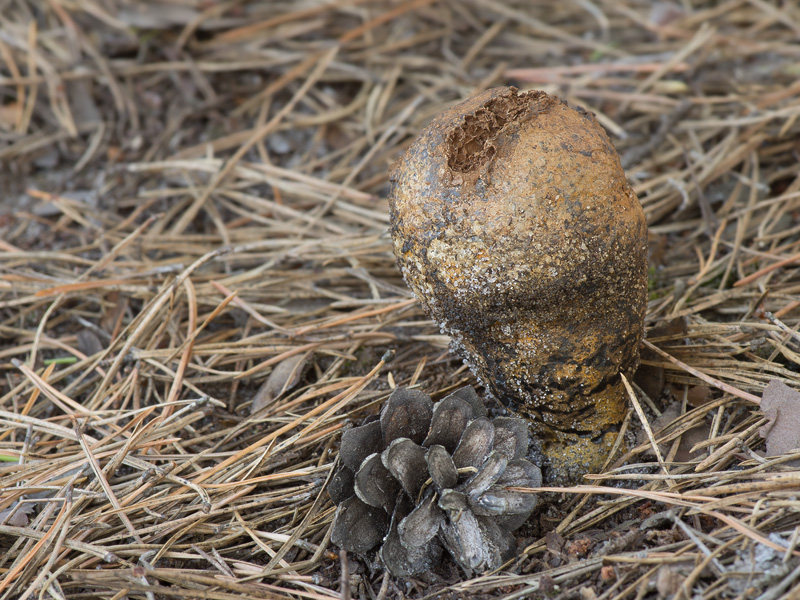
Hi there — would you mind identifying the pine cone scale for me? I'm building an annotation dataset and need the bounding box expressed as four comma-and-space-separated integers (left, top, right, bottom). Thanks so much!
330, 386, 543, 576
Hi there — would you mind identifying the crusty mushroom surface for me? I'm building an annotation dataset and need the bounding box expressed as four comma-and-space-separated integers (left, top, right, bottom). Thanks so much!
389, 86, 648, 484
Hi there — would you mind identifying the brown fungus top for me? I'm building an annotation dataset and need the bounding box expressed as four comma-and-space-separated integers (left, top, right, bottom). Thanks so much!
389, 87, 648, 483
445, 91, 537, 176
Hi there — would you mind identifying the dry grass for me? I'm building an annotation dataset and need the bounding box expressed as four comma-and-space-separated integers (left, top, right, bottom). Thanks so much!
2, 1, 800, 598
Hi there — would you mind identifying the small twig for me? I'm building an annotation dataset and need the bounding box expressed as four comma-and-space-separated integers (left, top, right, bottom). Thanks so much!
376, 571, 391, 600
339, 549, 350, 600
671, 514, 726, 576
621, 374, 672, 485
641, 340, 761, 405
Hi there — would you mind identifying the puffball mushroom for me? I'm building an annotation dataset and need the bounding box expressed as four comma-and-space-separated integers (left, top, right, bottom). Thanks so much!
388, 87, 648, 484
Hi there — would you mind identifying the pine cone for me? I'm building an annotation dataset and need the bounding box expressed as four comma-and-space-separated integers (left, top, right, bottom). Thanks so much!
329, 386, 542, 576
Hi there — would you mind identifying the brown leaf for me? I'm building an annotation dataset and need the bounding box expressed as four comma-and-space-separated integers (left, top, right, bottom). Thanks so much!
250, 353, 309, 414
636, 318, 687, 400
77, 329, 104, 356
0, 503, 34, 527
545, 530, 565, 555
656, 564, 683, 599
633, 361, 665, 401
759, 380, 800, 457
636, 403, 710, 463
686, 385, 713, 407
648, 316, 689, 340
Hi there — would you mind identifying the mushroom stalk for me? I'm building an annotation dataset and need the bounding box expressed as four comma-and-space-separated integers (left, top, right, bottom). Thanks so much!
389, 87, 648, 483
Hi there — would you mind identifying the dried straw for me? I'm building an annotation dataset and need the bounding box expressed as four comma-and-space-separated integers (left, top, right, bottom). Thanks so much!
2, 1, 800, 598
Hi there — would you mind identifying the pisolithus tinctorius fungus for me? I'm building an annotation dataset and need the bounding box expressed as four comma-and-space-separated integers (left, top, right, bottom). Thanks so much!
389, 87, 648, 484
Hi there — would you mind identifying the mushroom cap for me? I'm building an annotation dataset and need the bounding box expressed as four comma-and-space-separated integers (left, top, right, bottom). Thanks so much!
389, 87, 648, 483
